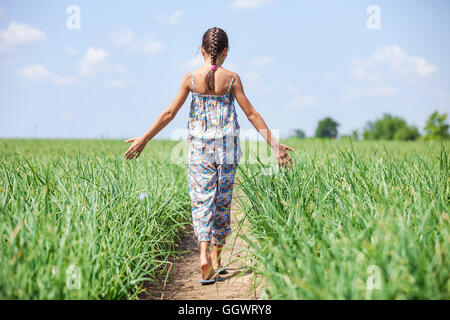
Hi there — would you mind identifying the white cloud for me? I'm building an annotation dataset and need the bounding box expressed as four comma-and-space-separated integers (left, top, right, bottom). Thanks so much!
351, 45, 437, 81
109, 25, 135, 46
168, 10, 183, 25
346, 45, 434, 101
19, 64, 51, 80
290, 95, 317, 109
249, 56, 272, 67
19, 64, 79, 86
0, 21, 46, 51
79, 47, 108, 76
230, 0, 274, 10
409, 57, 437, 77
373, 45, 437, 77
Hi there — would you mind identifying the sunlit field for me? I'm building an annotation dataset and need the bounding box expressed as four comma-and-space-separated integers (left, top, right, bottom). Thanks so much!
0, 139, 190, 299
1, 139, 449, 299
238, 139, 449, 299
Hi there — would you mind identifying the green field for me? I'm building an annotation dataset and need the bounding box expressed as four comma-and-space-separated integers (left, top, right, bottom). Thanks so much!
1, 139, 449, 299
0, 139, 190, 299
239, 139, 450, 299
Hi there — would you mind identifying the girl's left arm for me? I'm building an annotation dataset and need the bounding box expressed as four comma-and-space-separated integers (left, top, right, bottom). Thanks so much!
124, 73, 191, 160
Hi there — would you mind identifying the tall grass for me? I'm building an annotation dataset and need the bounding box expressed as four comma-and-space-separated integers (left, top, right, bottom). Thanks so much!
238, 139, 449, 299
0, 139, 190, 299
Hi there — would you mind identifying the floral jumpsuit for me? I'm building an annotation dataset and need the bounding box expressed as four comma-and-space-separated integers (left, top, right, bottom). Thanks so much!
187, 72, 242, 245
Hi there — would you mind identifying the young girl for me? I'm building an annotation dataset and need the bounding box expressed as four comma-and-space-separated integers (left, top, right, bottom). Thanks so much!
124, 27, 293, 285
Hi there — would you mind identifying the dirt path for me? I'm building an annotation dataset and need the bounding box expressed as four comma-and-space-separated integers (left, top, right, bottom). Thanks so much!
140, 184, 262, 300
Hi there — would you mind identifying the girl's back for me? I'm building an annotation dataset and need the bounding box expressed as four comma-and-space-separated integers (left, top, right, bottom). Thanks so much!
190, 68, 236, 96
188, 68, 239, 141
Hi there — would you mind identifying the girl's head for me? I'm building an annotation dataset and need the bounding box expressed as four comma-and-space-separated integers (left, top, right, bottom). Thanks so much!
201, 27, 229, 91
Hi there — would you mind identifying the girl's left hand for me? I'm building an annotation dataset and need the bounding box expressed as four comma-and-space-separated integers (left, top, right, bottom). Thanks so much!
274, 144, 294, 169
124, 136, 147, 160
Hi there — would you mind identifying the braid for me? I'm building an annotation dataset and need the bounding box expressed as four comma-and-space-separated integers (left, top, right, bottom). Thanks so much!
203, 27, 228, 92
210, 28, 218, 69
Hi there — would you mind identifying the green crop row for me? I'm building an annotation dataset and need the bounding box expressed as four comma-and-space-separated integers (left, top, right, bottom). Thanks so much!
0, 139, 190, 299
237, 139, 450, 299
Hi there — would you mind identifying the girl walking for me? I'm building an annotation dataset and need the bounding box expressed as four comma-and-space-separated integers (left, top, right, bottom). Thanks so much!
124, 27, 293, 285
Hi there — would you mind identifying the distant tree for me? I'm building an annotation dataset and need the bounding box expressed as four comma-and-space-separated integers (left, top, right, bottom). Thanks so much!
363, 114, 420, 141
393, 125, 420, 141
351, 130, 359, 141
315, 117, 339, 138
424, 110, 449, 140
292, 129, 306, 139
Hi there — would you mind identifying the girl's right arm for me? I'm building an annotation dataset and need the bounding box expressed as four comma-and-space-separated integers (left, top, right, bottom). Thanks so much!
123, 73, 191, 160
233, 74, 294, 168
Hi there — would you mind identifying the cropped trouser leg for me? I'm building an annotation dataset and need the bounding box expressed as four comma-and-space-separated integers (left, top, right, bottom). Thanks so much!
188, 162, 238, 245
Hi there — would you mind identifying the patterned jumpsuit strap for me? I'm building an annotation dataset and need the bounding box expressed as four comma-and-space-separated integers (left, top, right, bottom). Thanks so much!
191, 72, 196, 92
191, 71, 206, 150
226, 73, 237, 94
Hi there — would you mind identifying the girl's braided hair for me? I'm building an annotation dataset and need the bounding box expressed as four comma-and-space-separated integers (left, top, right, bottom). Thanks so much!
202, 27, 229, 91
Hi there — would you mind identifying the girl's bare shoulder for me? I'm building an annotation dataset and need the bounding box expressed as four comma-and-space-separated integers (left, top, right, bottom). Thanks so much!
219, 67, 237, 78
191, 67, 235, 77
220, 68, 241, 87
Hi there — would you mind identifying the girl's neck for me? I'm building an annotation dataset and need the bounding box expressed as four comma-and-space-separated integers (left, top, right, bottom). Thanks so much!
202, 54, 225, 68
204, 61, 223, 68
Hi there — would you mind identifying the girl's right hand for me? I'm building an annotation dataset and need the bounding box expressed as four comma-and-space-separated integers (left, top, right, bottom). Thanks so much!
123, 136, 147, 160
273, 144, 294, 169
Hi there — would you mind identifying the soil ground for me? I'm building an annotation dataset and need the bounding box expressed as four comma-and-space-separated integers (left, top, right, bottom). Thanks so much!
139, 185, 262, 300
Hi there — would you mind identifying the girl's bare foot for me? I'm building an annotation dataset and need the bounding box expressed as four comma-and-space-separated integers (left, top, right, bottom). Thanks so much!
211, 244, 223, 271
199, 241, 217, 280
200, 257, 215, 280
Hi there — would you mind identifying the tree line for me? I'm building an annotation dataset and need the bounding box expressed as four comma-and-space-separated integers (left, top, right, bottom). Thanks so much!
292, 110, 449, 141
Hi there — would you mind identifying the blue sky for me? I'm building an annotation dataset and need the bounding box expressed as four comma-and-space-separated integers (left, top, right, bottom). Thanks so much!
0, 0, 449, 139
